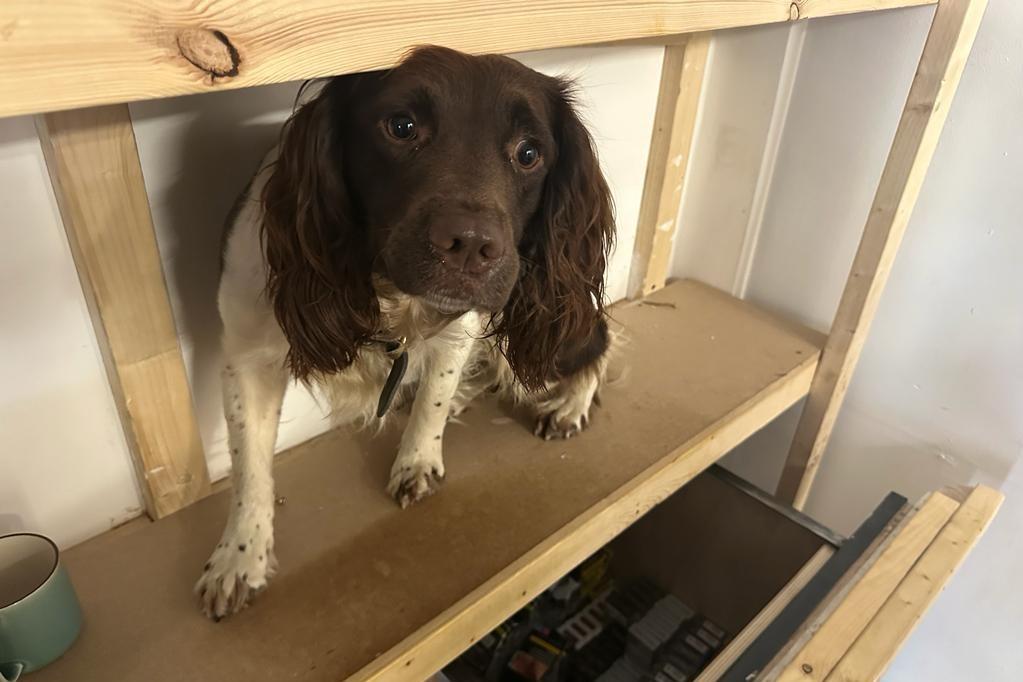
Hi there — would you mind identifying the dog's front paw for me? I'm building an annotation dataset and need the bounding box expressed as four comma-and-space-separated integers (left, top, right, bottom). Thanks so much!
533, 375, 599, 440
387, 456, 445, 509
534, 409, 590, 440
195, 522, 276, 621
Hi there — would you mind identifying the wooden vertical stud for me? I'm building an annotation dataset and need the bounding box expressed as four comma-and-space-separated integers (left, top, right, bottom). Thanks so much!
777, 0, 989, 508
629, 33, 711, 298
36, 104, 211, 518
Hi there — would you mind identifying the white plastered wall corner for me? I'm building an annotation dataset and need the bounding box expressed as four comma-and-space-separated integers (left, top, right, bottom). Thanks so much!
670, 6, 1023, 679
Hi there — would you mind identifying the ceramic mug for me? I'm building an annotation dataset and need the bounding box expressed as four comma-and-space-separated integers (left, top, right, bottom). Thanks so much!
0, 533, 82, 681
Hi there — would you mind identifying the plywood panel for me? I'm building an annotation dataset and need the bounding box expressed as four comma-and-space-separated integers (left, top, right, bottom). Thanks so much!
610, 470, 827, 634
697, 545, 835, 682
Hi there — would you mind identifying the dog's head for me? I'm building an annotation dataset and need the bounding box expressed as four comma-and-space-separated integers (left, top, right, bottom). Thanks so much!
262, 46, 614, 389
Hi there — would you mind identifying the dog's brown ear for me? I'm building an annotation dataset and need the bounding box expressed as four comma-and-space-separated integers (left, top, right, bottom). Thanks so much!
261, 78, 378, 381
497, 78, 615, 391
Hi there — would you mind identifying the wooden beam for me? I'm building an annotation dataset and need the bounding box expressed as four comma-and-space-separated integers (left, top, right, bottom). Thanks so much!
757, 498, 912, 679
776, 493, 960, 681
36, 105, 210, 519
1, 0, 936, 119
696, 545, 836, 681
827, 485, 1003, 681
797, 0, 934, 18
629, 34, 710, 298
776, 0, 990, 508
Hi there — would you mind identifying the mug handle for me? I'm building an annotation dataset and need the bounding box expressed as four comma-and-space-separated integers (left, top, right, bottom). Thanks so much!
0, 662, 24, 682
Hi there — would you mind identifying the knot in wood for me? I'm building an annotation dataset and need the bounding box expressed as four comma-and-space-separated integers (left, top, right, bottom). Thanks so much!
177, 28, 240, 78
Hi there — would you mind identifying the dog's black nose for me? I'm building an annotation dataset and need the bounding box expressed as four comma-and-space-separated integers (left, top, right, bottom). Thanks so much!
429, 212, 506, 274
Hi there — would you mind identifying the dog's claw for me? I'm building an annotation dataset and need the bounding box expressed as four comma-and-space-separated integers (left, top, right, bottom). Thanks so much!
388, 461, 445, 508
195, 533, 276, 621
534, 411, 587, 441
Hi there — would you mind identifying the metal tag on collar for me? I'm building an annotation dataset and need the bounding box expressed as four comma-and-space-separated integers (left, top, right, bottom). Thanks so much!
375, 336, 408, 418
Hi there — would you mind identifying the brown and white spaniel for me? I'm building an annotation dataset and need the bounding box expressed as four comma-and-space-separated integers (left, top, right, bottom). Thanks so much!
197, 46, 615, 619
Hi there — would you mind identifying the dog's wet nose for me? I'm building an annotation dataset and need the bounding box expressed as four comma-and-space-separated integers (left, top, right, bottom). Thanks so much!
429, 213, 506, 274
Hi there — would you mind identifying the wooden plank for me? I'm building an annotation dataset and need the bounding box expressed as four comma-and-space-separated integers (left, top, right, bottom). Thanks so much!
1, 0, 935, 119
697, 545, 836, 682
629, 34, 710, 298
797, 0, 936, 19
629, 42, 687, 298
776, 0, 990, 508
36, 105, 210, 519
29, 281, 825, 682
827, 485, 1003, 681
725, 493, 907, 682
776, 492, 960, 681
756, 501, 914, 680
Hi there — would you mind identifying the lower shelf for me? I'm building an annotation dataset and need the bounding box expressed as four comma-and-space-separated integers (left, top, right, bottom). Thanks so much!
36, 280, 823, 682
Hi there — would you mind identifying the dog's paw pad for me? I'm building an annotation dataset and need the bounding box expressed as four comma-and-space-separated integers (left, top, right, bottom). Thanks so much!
387, 461, 444, 509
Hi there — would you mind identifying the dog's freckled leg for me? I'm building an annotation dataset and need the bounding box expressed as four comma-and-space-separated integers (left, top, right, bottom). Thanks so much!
195, 351, 287, 620
388, 312, 481, 506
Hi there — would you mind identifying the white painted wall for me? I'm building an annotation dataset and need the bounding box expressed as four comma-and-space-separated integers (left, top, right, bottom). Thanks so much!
672, 22, 802, 295
0, 46, 662, 546
0, 117, 142, 548
673, 5, 1023, 678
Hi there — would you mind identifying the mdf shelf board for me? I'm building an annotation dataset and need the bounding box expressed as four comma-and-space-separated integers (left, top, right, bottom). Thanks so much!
34, 280, 823, 682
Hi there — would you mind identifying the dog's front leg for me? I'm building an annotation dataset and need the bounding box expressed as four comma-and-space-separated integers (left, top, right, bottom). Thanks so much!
387, 313, 479, 508
195, 349, 288, 620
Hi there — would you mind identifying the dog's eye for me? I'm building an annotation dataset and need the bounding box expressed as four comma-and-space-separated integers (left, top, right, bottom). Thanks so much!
514, 140, 541, 169
387, 115, 417, 141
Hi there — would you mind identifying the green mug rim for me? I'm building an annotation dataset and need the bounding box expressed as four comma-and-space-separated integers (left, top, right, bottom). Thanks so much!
0, 532, 60, 610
